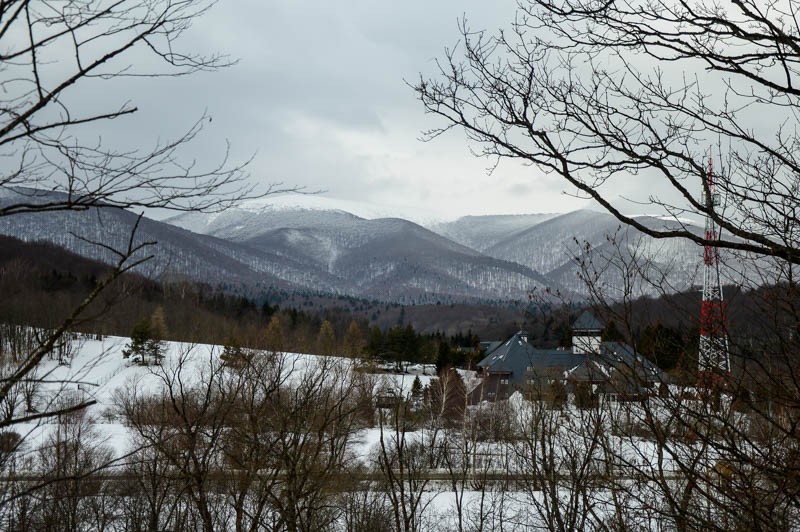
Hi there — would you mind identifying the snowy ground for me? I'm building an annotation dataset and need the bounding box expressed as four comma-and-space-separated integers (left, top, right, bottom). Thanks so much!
4, 334, 733, 530
10, 335, 446, 464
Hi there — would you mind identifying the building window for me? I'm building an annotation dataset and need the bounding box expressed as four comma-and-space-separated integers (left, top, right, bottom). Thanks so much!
500, 378, 509, 385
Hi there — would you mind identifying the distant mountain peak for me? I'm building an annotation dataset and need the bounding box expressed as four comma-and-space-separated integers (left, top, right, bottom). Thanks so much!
0, 187, 743, 303
236, 193, 453, 226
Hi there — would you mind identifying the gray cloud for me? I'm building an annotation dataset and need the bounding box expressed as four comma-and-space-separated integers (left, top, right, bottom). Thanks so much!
32, 0, 601, 220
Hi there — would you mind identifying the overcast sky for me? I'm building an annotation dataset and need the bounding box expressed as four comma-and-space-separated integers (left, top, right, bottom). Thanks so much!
96, 0, 613, 221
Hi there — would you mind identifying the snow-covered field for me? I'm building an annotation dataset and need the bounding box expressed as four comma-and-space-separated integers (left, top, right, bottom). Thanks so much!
3, 334, 757, 531
12, 335, 684, 473
10, 335, 444, 464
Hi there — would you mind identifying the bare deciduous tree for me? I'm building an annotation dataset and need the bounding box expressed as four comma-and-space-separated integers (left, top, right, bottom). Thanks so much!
9, 411, 118, 531
417, 0, 800, 264
0, 0, 282, 215
118, 348, 363, 532
375, 391, 441, 532
0, 0, 297, 453
119, 346, 235, 532
418, 2, 800, 528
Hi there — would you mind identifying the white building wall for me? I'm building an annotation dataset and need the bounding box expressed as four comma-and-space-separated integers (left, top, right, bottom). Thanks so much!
572, 334, 601, 355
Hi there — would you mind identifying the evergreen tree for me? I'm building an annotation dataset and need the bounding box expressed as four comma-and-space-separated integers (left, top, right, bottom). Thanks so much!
549, 379, 567, 408
122, 310, 168, 366
638, 323, 685, 371
602, 319, 625, 342
260, 301, 277, 318
366, 326, 385, 359
418, 338, 438, 364
427, 368, 467, 427
221, 335, 250, 368
122, 318, 163, 365
122, 318, 151, 361
574, 382, 595, 409
387, 325, 420, 363
435, 341, 455, 372
411, 376, 423, 400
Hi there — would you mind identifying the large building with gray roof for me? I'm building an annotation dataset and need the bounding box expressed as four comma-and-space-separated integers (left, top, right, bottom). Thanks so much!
472, 311, 665, 402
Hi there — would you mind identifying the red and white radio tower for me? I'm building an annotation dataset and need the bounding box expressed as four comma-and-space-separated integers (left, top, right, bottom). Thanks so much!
698, 150, 731, 389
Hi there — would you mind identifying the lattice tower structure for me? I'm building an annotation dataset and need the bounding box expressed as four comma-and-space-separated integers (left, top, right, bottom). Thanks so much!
698, 152, 731, 389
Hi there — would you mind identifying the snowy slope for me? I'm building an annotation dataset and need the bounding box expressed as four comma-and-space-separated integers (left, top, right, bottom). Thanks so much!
480, 210, 756, 296
0, 188, 308, 288
12, 335, 440, 462
429, 213, 560, 252
240, 194, 454, 226
486, 210, 621, 274
1, 187, 764, 302
168, 202, 563, 301
0, 188, 559, 302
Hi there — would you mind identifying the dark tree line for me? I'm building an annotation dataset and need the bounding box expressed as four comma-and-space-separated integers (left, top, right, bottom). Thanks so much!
364, 325, 482, 369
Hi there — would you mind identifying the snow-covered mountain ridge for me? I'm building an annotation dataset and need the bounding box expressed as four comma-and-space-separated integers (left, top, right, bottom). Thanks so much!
0, 188, 758, 301
166, 201, 719, 297
0, 188, 561, 302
